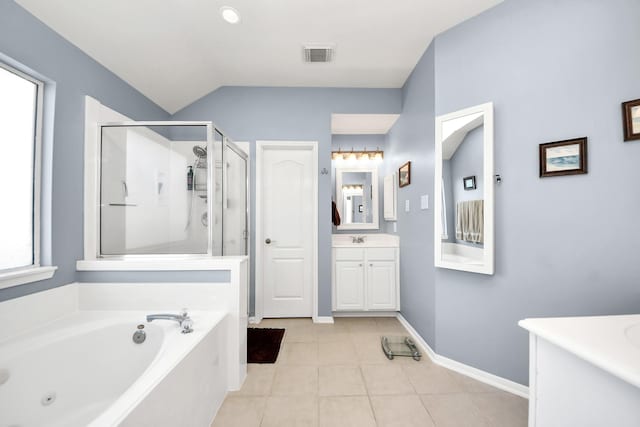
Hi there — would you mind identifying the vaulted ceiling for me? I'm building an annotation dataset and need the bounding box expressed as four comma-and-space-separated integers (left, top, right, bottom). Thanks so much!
16, 0, 502, 113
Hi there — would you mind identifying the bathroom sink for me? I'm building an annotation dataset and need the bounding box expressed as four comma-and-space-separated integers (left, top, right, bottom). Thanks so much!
331, 234, 399, 247
624, 323, 640, 348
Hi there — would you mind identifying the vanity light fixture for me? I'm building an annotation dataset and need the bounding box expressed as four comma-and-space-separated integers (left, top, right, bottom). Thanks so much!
220, 6, 241, 24
331, 147, 384, 161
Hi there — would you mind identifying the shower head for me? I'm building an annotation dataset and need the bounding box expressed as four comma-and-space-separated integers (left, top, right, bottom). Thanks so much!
193, 146, 207, 158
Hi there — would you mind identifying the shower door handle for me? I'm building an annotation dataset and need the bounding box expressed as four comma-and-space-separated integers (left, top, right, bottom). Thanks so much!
265, 238, 272, 244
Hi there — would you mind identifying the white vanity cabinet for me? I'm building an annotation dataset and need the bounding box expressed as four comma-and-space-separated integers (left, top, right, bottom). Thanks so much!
332, 235, 400, 312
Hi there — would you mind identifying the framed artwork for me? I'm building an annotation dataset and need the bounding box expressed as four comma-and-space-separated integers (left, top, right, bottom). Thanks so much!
463, 176, 476, 190
539, 137, 588, 177
399, 161, 411, 187
622, 98, 640, 141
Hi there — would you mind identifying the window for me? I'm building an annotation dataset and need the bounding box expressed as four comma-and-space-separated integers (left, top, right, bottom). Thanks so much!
0, 61, 54, 287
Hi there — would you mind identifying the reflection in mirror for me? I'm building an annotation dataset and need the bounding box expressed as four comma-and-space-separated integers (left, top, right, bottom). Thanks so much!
335, 167, 379, 230
434, 103, 494, 275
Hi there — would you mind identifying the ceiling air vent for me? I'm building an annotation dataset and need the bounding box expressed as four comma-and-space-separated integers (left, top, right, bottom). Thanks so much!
303, 46, 334, 63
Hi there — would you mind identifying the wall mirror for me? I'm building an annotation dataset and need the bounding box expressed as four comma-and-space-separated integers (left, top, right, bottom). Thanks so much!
434, 102, 494, 275
335, 167, 379, 230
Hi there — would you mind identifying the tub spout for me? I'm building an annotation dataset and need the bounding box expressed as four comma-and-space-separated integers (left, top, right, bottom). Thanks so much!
146, 309, 193, 334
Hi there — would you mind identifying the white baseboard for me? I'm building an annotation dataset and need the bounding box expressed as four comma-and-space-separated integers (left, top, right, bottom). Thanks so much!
396, 313, 529, 399
333, 311, 398, 318
313, 316, 334, 324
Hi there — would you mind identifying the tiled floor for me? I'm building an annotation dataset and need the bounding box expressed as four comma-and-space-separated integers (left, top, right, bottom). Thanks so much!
212, 317, 527, 427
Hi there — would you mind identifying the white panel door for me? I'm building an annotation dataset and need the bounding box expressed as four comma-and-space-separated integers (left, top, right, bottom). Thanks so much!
262, 147, 313, 317
367, 261, 397, 310
335, 261, 365, 310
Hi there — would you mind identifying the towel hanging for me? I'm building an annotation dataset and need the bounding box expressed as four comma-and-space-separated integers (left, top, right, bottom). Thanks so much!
332, 200, 341, 226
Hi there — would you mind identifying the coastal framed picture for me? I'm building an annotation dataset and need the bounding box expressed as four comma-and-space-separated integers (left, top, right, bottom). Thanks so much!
463, 175, 476, 190
622, 98, 640, 141
539, 137, 588, 178
399, 161, 411, 187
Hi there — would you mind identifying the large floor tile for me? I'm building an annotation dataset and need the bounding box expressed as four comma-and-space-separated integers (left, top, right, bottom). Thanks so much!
361, 364, 415, 395
230, 364, 275, 396
318, 340, 357, 365
318, 396, 376, 427
283, 325, 317, 343
318, 365, 367, 396
421, 393, 489, 427
375, 317, 408, 334
210, 396, 266, 427
370, 395, 435, 427
470, 391, 528, 427
278, 342, 318, 365
403, 364, 466, 394
271, 366, 318, 396
261, 396, 318, 427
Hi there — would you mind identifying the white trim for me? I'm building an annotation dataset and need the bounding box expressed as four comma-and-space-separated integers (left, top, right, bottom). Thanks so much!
313, 316, 335, 324
248, 317, 260, 325
255, 141, 318, 321
396, 313, 529, 399
0, 266, 57, 290
76, 256, 247, 271
434, 102, 494, 275
335, 165, 379, 230
333, 311, 398, 318
0, 62, 54, 287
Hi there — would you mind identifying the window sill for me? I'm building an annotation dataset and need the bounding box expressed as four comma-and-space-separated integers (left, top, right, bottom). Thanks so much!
0, 266, 58, 290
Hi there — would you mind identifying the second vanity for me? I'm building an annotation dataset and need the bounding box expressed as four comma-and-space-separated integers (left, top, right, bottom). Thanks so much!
331, 234, 400, 312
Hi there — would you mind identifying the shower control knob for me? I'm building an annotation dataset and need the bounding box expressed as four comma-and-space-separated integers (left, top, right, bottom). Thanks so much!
265, 238, 271, 244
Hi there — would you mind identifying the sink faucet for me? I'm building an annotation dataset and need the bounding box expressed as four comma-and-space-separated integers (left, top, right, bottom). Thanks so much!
146, 309, 194, 334
351, 235, 366, 244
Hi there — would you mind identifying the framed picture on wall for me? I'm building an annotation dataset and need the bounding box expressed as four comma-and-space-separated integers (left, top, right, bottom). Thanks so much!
463, 176, 476, 190
539, 137, 588, 177
399, 161, 411, 187
622, 98, 640, 141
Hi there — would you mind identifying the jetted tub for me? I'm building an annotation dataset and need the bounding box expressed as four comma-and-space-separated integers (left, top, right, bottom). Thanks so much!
0, 310, 227, 427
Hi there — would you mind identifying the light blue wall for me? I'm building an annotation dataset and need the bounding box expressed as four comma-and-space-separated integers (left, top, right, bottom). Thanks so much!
171, 88, 402, 315
0, 1, 170, 303
387, 0, 640, 385
384, 43, 437, 346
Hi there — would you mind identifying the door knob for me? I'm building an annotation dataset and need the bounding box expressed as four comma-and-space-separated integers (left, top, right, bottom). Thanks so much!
265, 238, 271, 244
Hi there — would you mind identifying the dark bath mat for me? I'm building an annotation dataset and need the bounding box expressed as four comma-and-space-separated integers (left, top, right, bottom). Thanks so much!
247, 328, 285, 363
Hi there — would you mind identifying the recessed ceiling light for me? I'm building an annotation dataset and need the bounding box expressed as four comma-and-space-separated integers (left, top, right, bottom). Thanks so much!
220, 6, 240, 24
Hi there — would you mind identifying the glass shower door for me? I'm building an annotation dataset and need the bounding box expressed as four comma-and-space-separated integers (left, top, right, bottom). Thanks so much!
223, 140, 248, 256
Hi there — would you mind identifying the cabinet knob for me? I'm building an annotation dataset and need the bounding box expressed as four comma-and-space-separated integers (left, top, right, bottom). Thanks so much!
359, 263, 363, 267
370, 263, 373, 266
265, 238, 271, 244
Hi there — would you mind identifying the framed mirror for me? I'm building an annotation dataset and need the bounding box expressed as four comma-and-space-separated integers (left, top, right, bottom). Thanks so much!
434, 102, 494, 275
335, 167, 379, 230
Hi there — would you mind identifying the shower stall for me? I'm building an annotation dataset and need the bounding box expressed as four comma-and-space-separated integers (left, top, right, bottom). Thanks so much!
99, 122, 247, 257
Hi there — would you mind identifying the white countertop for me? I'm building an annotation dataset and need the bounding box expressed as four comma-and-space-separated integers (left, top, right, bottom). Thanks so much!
519, 314, 640, 388
332, 233, 399, 248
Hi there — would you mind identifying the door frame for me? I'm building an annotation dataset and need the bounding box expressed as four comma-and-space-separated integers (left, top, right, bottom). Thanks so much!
255, 140, 318, 322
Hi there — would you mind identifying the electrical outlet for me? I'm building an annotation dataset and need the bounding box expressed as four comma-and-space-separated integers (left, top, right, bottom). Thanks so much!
405, 200, 410, 212
421, 195, 429, 210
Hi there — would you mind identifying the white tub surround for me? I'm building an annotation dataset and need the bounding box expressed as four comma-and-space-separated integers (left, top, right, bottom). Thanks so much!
519, 315, 640, 427
76, 256, 249, 391
332, 234, 400, 312
0, 278, 248, 427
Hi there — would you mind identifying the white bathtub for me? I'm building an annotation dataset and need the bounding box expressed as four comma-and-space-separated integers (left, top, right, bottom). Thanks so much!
0, 309, 227, 427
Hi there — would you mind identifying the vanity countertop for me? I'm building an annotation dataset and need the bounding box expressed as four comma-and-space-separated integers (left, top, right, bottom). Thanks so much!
519, 314, 640, 388
332, 233, 399, 248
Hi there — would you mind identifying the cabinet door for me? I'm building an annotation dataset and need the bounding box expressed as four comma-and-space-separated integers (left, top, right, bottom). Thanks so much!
335, 261, 365, 310
367, 261, 397, 310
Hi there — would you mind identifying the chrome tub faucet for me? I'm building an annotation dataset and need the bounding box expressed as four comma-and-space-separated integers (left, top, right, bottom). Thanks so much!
146, 309, 194, 334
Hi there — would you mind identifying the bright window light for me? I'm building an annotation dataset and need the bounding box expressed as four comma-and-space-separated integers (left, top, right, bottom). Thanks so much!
0, 65, 39, 270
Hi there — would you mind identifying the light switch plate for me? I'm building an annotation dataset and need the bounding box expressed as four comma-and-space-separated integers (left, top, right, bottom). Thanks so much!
405, 200, 410, 212
393, 222, 397, 232
421, 195, 429, 210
